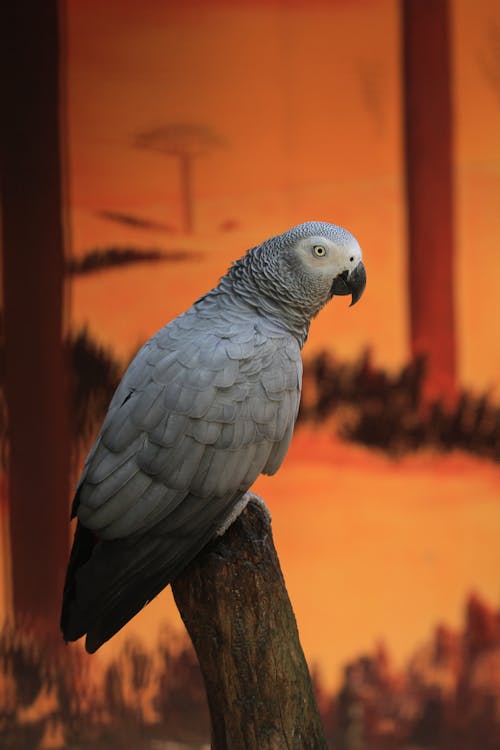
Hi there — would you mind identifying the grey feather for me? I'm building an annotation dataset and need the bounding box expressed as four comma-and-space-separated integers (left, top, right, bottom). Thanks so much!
213, 360, 239, 387
101, 404, 140, 452
86, 436, 144, 484
79, 464, 151, 517
225, 339, 255, 360
163, 381, 216, 416
204, 399, 238, 423
186, 418, 222, 445
197, 337, 229, 369
102, 483, 180, 538
175, 345, 201, 369
238, 441, 274, 487
249, 396, 276, 424
149, 412, 189, 447
263, 420, 295, 476
129, 383, 165, 429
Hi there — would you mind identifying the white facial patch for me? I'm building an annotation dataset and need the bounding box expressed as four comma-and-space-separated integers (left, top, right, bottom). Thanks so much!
294, 235, 361, 279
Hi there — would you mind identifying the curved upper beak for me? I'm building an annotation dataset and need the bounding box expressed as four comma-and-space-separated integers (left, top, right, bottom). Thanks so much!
330, 260, 367, 306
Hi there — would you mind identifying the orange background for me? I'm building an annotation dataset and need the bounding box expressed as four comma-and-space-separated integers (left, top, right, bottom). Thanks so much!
66, 0, 500, 688
3, 0, 500, 691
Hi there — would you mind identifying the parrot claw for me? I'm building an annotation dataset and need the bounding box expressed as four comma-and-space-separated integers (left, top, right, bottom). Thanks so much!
215, 491, 272, 537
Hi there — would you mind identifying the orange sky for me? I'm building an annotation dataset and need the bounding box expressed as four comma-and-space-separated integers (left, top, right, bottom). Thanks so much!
3, 0, 499, 693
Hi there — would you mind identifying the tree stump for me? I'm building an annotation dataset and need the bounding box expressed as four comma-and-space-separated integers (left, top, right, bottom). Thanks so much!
172, 500, 328, 750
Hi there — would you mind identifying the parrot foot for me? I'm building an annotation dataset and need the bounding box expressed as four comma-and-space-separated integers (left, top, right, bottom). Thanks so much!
215, 491, 272, 537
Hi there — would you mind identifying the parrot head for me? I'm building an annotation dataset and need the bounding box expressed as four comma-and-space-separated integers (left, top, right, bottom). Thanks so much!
255, 221, 366, 318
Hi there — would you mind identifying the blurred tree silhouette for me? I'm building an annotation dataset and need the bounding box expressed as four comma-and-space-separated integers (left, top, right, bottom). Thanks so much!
96, 210, 175, 232
402, 0, 457, 402
154, 630, 210, 743
0, 328, 122, 476
67, 246, 199, 276
1, 0, 71, 632
336, 665, 364, 750
67, 329, 122, 473
300, 350, 500, 461
1, 593, 500, 749
135, 123, 226, 233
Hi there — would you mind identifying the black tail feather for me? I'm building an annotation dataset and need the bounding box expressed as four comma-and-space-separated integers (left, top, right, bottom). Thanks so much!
61, 492, 234, 652
60, 520, 97, 641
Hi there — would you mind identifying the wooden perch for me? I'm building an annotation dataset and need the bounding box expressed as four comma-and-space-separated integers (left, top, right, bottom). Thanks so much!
172, 500, 328, 750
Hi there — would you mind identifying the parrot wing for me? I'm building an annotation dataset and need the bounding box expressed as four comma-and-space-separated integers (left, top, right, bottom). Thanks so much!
61, 308, 301, 652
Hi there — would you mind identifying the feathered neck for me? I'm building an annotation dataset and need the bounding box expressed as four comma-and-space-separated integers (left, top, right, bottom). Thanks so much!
196, 246, 312, 348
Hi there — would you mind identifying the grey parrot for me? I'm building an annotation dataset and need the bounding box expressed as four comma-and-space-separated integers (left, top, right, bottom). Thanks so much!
61, 221, 366, 652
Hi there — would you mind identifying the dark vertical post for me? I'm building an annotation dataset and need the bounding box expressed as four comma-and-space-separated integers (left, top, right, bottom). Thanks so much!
0, 1, 71, 630
402, 0, 456, 402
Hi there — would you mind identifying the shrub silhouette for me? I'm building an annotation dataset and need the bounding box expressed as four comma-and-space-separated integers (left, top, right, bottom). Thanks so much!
2, 593, 500, 749
300, 350, 499, 460
67, 246, 197, 275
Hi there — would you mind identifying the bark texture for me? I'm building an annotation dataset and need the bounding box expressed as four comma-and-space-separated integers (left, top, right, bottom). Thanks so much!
172, 501, 328, 750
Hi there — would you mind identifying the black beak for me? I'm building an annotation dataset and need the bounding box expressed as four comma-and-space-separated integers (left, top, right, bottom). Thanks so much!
330, 260, 366, 306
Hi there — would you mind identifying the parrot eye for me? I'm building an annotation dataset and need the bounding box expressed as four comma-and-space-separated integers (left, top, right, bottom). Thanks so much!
350, 256, 354, 262
312, 245, 327, 258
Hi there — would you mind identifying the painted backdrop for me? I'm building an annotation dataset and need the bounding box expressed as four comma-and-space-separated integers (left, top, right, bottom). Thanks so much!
1, 1, 499, 748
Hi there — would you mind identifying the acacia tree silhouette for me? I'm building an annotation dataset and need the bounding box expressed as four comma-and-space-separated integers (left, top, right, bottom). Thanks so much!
135, 123, 226, 233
